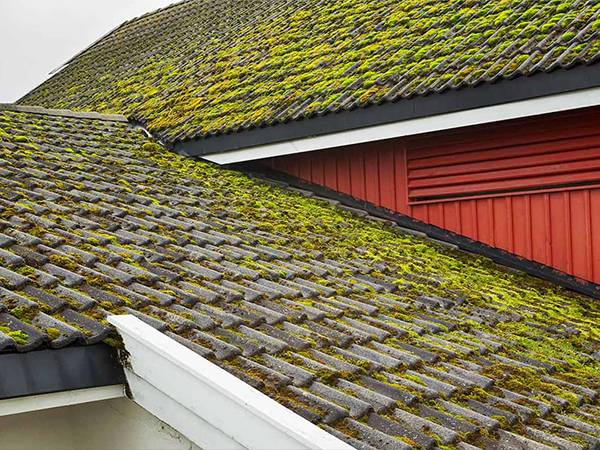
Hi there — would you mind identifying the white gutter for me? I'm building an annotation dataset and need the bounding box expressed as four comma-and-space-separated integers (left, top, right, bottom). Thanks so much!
108, 314, 353, 450
204, 86, 600, 165
0, 385, 124, 417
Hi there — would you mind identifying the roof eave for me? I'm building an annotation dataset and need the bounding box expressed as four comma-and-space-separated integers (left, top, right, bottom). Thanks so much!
108, 314, 353, 450
175, 64, 600, 162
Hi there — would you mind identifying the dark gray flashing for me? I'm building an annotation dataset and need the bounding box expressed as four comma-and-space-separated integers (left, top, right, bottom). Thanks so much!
242, 163, 600, 300
175, 63, 600, 157
0, 344, 125, 400
0, 104, 128, 123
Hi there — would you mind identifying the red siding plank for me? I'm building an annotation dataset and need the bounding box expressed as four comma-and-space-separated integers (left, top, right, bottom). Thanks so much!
591, 190, 600, 282
570, 191, 589, 279
336, 149, 351, 195
364, 145, 380, 205
443, 202, 460, 233
298, 154, 312, 182
549, 192, 568, 273
408, 140, 600, 180
394, 145, 409, 214
322, 152, 338, 191
459, 200, 477, 240
492, 198, 509, 251
409, 169, 600, 200
378, 146, 396, 210
349, 148, 366, 200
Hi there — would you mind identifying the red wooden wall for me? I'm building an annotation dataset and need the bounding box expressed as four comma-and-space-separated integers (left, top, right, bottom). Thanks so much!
261, 107, 600, 284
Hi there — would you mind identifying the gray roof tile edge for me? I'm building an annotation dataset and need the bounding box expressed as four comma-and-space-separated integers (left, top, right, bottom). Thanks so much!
0, 104, 128, 123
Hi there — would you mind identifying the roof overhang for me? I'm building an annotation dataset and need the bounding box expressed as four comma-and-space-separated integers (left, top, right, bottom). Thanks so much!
108, 314, 353, 450
172, 64, 600, 164
0, 385, 124, 417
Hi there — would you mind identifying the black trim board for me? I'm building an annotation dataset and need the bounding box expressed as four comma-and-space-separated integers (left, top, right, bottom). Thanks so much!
175, 64, 600, 157
0, 344, 125, 400
240, 163, 600, 300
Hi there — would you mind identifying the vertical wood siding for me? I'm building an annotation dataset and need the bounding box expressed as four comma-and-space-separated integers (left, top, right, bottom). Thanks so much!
262, 107, 600, 284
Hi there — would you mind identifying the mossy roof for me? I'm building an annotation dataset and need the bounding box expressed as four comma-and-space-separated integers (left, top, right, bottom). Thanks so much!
18, 0, 600, 146
0, 104, 599, 448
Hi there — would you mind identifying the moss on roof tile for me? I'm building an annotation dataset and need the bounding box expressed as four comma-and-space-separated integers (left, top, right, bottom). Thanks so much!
18, 0, 600, 144
1, 106, 600, 447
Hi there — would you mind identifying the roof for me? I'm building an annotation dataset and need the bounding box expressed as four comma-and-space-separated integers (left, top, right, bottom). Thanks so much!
18, 0, 600, 154
0, 104, 599, 448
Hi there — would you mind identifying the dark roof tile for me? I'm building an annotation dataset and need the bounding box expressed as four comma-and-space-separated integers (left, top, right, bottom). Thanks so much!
343, 418, 412, 450
0, 313, 46, 352
366, 412, 437, 450
497, 429, 556, 450
536, 418, 600, 448
21, 285, 68, 313
53, 285, 97, 311
286, 386, 348, 425
31, 311, 84, 348
0, 266, 29, 289
59, 308, 111, 344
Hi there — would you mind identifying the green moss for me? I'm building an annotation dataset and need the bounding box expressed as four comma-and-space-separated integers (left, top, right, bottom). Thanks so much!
133, 143, 600, 388
0, 326, 29, 345
17, 0, 595, 142
48, 253, 81, 271
9, 306, 38, 321
45, 327, 62, 340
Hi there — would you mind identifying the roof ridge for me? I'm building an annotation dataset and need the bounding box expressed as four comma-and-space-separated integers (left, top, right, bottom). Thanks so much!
0, 104, 128, 122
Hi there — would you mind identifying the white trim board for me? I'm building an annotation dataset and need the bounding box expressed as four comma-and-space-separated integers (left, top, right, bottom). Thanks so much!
204, 86, 600, 164
0, 385, 125, 417
108, 314, 353, 450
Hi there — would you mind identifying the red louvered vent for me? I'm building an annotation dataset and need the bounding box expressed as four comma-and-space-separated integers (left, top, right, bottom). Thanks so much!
407, 110, 600, 203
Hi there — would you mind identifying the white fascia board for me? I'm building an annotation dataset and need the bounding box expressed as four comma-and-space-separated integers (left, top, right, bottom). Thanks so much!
108, 314, 353, 450
0, 385, 124, 417
204, 86, 600, 165
125, 370, 245, 450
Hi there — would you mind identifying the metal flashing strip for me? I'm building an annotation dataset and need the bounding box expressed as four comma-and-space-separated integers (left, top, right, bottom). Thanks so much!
0, 385, 124, 417
202, 84, 600, 164
0, 344, 125, 400
108, 314, 353, 450
0, 104, 128, 122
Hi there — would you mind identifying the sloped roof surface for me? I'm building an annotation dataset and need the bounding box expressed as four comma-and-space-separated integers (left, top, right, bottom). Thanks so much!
0, 105, 599, 449
18, 0, 600, 146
